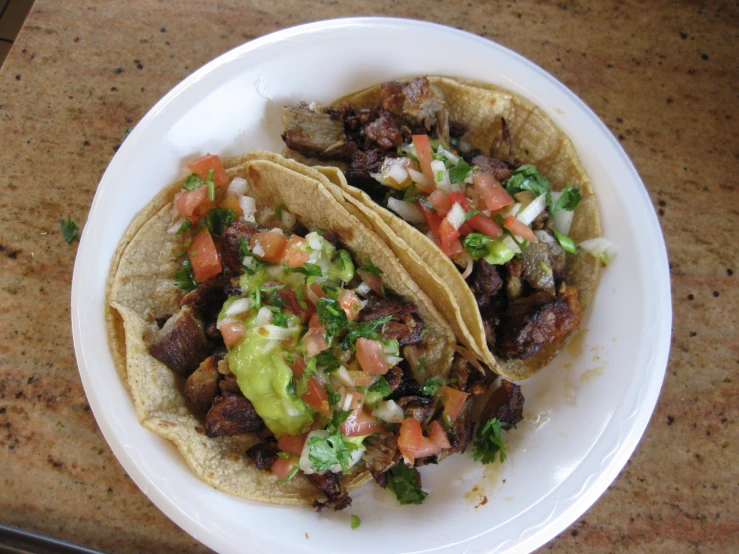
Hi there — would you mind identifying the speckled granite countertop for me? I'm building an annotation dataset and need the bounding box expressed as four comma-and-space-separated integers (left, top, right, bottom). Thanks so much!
0, 1, 736, 552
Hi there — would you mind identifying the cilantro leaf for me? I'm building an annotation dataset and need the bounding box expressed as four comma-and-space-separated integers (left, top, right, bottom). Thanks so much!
173, 258, 197, 291
472, 418, 508, 464
331, 409, 352, 428
552, 187, 581, 214
359, 257, 383, 276
307, 429, 356, 473
182, 173, 204, 191
316, 297, 349, 339
386, 463, 428, 505
367, 376, 392, 398
293, 358, 316, 397
290, 263, 323, 278
462, 232, 493, 260
315, 349, 340, 373
341, 316, 393, 350
238, 238, 251, 258
205, 208, 235, 235
326, 385, 342, 408
175, 220, 194, 235
60, 217, 79, 244
502, 164, 551, 198
421, 377, 444, 396
464, 209, 481, 221
448, 159, 472, 184
272, 311, 289, 328
261, 285, 286, 308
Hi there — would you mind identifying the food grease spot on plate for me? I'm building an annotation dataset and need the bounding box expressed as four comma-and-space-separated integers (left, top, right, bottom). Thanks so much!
579, 366, 603, 382
566, 328, 588, 358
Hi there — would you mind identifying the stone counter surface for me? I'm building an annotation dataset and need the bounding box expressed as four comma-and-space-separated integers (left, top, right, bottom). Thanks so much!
0, 1, 736, 552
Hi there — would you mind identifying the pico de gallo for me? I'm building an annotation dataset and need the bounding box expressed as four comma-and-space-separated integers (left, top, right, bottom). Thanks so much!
147, 153, 525, 511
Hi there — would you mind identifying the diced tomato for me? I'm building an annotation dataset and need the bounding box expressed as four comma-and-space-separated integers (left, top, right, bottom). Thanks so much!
448, 192, 474, 211
277, 433, 308, 455
187, 153, 230, 188
474, 172, 514, 211
340, 408, 381, 437
176, 185, 212, 218
303, 328, 328, 357
187, 229, 222, 282
397, 418, 441, 464
440, 386, 470, 420
356, 269, 384, 297
428, 420, 451, 449
435, 236, 464, 257
282, 235, 310, 269
438, 217, 461, 248
271, 455, 298, 480
418, 198, 443, 236
503, 216, 539, 243
218, 320, 245, 348
411, 135, 436, 191
356, 338, 391, 375
305, 281, 327, 306
250, 230, 288, 262
302, 377, 331, 417
219, 194, 244, 219
427, 189, 451, 216
338, 289, 362, 320
289, 355, 306, 377
468, 214, 503, 239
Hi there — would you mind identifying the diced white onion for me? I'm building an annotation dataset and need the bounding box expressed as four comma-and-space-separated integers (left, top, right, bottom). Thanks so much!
457, 140, 472, 153
370, 172, 388, 185
387, 197, 425, 224
280, 210, 296, 230
503, 235, 522, 254
355, 282, 371, 297
341, 393, 354, 412
283, 398, 303, 417
252, 243, 265, 257
267, 264, 283, 278
227, 177, 248, 197
255, 325, 299, 341
372, 400, 405, 424
335, 365, 354, 387
579, 237, 616, 264
436, 145, 460, 164
446, 202, 467, 230
225, 298, 251, 316
242, 256, 256, 270
239, 196, 256, 223
217, 317, 236, 329
261, 339, 279, 354
407, 167, 431, 188
254, 307, 272, 326
553, 208, 574, 235
358, 299, 368, 310
498, 202, 521, 219
167, 219, 186, 234
306, 232, 324, 251
384, 355, 404, 367
431, 160, 451, 190
516, 193, 548, 225
385, 162, 409, 185
535, 230, 556, 244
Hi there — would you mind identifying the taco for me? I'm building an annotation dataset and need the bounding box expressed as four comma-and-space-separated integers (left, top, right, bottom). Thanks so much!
106, 151, 524, 509
281, 76, 609, 381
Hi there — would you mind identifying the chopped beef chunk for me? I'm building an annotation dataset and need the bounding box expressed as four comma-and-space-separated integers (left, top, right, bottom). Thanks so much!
469, 259, 503, 310
204, 322, 221, 341
445, 396, 475, 453
149, 307, 211, 377
496, 291, 580, 359
281, 103, 347, 159
363, 110, 404, 149
389, 366, 422, 400
397, 396, 436, 425
505, 258, 523, 301
218, 373, 241, 394
558, 282, 582, 323
470, 154, 514, 182
246, 439, 280, 471
384, 366, 404, 393
530, 210, 549, 231
480, 380, 524, 427
219, 221, 262, 274
482, 316, 497, 352
520, 241, 556, 294
205, 392, 264, 437
371, 470, 389, 488
363, 431, 400, 474
379, 77, 449, 141
358, 294, 424, 345
545, 235, 566, 282
345, 147, 387, 194
308, 472, 352, 512
451, 355, 494, 396
184, 355, 221, 414
449, 120, 469, 138
181, 276, 227, 321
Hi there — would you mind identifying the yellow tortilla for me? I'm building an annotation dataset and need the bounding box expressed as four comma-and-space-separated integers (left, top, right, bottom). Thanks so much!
285, 76, 602, 381
106, 152, 455, 505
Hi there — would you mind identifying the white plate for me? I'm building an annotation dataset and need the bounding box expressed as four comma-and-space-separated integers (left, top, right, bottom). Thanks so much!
72, 17, 671, 554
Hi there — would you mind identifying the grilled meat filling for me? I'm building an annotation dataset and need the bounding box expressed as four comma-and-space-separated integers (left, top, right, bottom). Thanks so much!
149, 307, 212, 377
205, 393, 264, 437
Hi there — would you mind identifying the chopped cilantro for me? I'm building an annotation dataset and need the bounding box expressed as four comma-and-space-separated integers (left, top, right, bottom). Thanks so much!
316, 297, 349, 339
464, 209, 481, 221
173, 258, 197, 291
293, 358, 316, 397
502, 164, 551, 201
472, 418, 509, 465
448, 159, 473, 184
552, 186, 581, 213
315, 349, 340, 373
326, 385, 342, 408
417, 195, 434, 212
307, 428, 356, 473
462, 232, 493, 260
350, 515, 361, 529
175, 220, 194, 235
238, 238, 250, 258
367, 376, 392, 397
272, 311, 289, 328
205, 208, 235, 235
261, 285, 286, 308
421, 377, 444, 396
279, 463, 300, 483
341, 316, 392, 350
60, 217, 79, 244
182, 173, 204, 191
331, 409, 352, 427
359, 257, 383, 276
290, 263, 323, 278
387, 463, 427, 505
